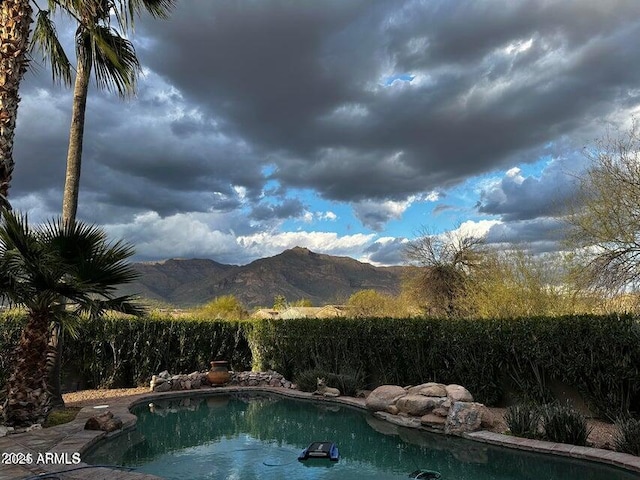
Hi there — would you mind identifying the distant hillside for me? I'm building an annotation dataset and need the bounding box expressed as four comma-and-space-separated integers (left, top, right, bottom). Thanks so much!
121, 247, 411, 308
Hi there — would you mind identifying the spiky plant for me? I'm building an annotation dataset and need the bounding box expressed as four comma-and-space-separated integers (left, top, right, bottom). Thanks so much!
0, 209, 144, 427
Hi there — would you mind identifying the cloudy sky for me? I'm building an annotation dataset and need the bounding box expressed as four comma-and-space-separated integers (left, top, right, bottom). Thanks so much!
11, 0, 640, 265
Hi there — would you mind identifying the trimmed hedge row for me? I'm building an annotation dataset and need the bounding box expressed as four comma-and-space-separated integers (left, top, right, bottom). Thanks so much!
1, 313, 638, 418
0, 313, 252, 391
249, 315, 640, 415
0, 312, 24, 390
62, 315, 252, 389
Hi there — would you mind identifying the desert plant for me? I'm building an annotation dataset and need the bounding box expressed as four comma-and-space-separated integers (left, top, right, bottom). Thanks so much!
0, 209, 143, 426
295, 369, 331, 393
504, 404, 540, 439
540, 402, 592, 446
614, 415, 640, 455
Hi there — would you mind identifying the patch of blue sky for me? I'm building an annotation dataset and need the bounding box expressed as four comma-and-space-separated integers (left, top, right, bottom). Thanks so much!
435, 160, 548, 235
516, 156, 552, 177
260, 164, 281, 196
278, 156, 551, 240
381, 73, 415, 86
387, 195, 478, 238
279, 189, 357, 234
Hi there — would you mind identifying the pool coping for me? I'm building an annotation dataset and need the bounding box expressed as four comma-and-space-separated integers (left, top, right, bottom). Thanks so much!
1, 386, 639, 479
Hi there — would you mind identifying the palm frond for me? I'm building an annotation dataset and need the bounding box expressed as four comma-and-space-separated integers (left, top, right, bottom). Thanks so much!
53, 310, 84, 339
0, 210, 141, 318
39, 217, 107, 263
78, 24, 140, 97
0, 193, 12, 211
48, 0, 107, 22
30, 10, 74, 86
114, 0, 175, 30
37, 217, 139, 293
75, 295, 146, 319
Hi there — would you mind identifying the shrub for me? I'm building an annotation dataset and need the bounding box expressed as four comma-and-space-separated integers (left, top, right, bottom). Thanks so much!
1, 311, 639, 416
504, 404, 540, 439
540, 403, 592, 446
295, 369, 328, 393
614, 416, 640, 455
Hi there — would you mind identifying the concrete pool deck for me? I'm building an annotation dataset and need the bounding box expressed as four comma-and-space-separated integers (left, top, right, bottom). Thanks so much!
1, 386, 639, 479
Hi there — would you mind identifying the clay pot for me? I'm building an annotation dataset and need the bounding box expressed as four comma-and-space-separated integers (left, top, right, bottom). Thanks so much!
207, 360, 230, 386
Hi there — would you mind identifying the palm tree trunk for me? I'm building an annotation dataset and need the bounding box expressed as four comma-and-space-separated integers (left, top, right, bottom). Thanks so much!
3, 311, 54, 427
61, 58, 90, 224
51, 58, 91, 407
0, 0, 33, 205
47, 321, 65, 408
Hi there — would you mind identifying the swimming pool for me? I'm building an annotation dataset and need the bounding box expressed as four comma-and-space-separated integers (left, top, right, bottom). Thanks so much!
84, 392, 637, 480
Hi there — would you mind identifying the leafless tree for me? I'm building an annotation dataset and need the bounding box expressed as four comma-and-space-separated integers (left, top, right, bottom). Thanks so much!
404, 228, 486, 317
565, 121, 640, 294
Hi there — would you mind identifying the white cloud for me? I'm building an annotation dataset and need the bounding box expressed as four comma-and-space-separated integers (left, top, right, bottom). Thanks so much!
505, 167, 522, 179
425, 191, 440, 202
502, 38, 534, 56
301, 210, 337, 223
237, 231, 376, 258
319, 211, 337, 221
101, 210, 377, 264
353, 196, 416, 230
448, 219, 502, 239
104, 211, 240, 261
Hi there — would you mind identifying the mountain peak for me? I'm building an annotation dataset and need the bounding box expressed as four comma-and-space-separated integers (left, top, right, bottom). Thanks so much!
124, 249, 409, 307
288, 246, 312, 254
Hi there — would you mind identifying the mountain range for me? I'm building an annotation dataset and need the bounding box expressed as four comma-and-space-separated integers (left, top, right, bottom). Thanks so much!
122, 247, 411, 308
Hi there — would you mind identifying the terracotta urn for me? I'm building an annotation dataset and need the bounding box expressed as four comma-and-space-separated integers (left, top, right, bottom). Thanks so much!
207, 360, 231, 386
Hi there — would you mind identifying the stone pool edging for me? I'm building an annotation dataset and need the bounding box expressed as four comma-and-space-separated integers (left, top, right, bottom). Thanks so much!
1, 386, 639, 479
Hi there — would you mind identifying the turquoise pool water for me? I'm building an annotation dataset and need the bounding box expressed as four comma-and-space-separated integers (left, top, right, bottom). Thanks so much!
85, 392, 636, 480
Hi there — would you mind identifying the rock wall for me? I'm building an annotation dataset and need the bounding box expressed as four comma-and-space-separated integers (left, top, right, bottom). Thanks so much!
365, 382, 494, 436
149, 370, 296, 392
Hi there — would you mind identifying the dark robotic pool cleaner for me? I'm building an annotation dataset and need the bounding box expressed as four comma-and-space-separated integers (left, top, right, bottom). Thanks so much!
298, 442, 339, 461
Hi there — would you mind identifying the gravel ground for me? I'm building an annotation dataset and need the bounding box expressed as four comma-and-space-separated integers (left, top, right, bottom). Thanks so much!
62, 387, 620, 451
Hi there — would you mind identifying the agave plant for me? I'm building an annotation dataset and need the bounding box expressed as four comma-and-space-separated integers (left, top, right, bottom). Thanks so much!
0, 208, 144, 427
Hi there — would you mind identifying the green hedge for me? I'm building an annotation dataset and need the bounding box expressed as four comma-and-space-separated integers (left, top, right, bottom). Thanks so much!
1, 313, 638, 418
248, 315, 640, 417
0, 311, 26, 391
63, 315, 252, 388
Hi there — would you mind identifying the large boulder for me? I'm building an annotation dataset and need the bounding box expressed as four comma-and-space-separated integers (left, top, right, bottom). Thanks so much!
406, 382, 448, 397
153, 381, 171, 392
396, 395, 446, 416
365, 385, 407, 411
420, 413, 447, 429
445, 402, 486, 436
85, 411, 123, 433
446, 384, 473, 402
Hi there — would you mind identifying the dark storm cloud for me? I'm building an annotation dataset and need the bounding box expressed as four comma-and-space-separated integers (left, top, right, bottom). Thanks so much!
485, 217, 566, 253
10, 0, 640, 263
249, 198, 306, 221
138, 0, 640, 203
433, 204, 456, 215
477, 155, 586, 221
364, 238, 408, 265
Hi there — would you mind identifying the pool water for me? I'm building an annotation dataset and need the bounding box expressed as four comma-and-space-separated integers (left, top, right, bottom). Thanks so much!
85, 393, 636, 480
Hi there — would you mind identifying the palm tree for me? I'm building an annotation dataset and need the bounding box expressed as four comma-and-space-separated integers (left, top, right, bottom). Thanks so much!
0, 0, 34, 209
33, 0, 174, 224
0, 0, 174, 211
30, 0, 173, 407
0, 208, 144, 427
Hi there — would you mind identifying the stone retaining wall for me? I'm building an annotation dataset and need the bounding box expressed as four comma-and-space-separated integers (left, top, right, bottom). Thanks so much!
149, 370, 296, 392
